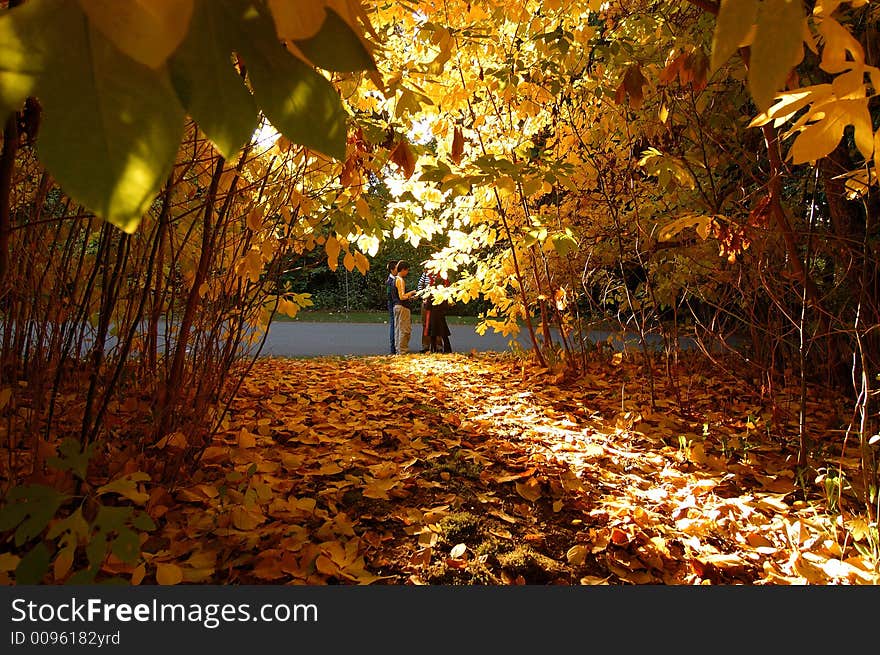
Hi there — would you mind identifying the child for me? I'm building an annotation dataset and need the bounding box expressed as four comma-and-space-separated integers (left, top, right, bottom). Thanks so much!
385, 261, 398, 354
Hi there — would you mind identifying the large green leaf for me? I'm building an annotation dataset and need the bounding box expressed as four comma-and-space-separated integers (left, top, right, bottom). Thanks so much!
111, 528, 141, 564
15, 543, 50, 584
0, 0, 66, 119
293, 8, 376, 73
0, 484, 67, 547
35, 1, 185, 233
169, 0, 258, 159
749, 0, 804, 111
237, 5, 348, 161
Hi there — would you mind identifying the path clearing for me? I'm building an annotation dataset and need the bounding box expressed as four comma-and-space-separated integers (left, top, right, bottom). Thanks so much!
151, 353, 875, 585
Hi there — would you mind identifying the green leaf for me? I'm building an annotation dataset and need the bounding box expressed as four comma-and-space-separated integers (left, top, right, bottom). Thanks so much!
47, 507, 90, 543
0, 500, 29, 533
749, 0, 805, 111
293, 8, 376, 73
86, 531, 108, 570
15, 543, 50, 584
0, 485, 67, 547
131, 512, 157, 532
0, 0, 66, 119
551, 232, 578, 257
47, 438, 94, 481
94, 506, 133, 533
169, 0, 258, 159
66, 568, 97, 585
237, 5, 347, 161
711, 0, 758, 73
35, 2, 185, 233
111, 528, 141, 564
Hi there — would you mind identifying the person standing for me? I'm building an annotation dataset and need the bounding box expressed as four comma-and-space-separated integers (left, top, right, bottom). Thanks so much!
392, 261, 417, 354
428, 276, 452, 353
385, 261, 398, 354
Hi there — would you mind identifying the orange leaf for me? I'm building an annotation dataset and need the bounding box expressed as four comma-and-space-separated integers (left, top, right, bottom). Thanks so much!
156, 563, 183, 585
390, 140, 416, 179
450, 126, 464, 165
131, 563, 146, 585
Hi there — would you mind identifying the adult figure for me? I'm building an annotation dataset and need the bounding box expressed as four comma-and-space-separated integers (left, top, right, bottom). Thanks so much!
392, 261, 417, 354
385, 261, 397, 354
427, 275, 452, 353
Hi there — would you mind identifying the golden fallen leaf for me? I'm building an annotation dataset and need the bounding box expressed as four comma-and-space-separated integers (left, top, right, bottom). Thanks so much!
515, 478, 542, 502
580, 575, 611, 585
237, 429, 256, 448
362, 477, 399, 499
156, 563, 183, 585
566, 544, 589, 566
231, 506, 266, 530
131, 564, 146, 585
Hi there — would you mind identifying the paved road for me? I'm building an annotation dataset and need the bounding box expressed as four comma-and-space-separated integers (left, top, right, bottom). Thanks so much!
259, 320, 535, 357
256, 320, 674, 358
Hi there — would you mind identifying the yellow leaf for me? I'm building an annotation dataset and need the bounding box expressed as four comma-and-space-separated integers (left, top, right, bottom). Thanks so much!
659, 214, 715, 242
156, 562, 183, 585
749, 0, 805, 111
749, 85, 833, 128
355, 196, 371, 222
362, 477, 398, 499
874, 128, 880, 176
325, 235, 341, 271
237, 429, 256, 448
231, 506, 266, 531
78, 0, 194, 69
566, 544, 589, 566
790, 100, 873, 163
353, 251, 370, 275
343, 250, 355, 272
316, 462, 343, 475
315, 554, 339, 577
96, 474, 150, 505
267, 0, 326, 40
247, 207, 264, 231
711, 0, 758, 72
818, 16, 864, 74
580, 575, 611, 585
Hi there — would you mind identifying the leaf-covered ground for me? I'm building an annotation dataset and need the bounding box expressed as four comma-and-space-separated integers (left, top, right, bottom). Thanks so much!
145, 353, 877, 585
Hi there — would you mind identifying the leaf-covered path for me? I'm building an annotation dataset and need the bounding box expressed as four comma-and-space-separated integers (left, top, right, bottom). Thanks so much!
148, 354, 878, 585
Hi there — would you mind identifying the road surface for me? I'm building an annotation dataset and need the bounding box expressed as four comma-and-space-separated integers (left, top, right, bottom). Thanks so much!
259, 320, 535, 357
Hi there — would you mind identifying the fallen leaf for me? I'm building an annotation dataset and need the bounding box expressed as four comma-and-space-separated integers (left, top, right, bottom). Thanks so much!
450, 543, 467, 559
515, 478, 542, 502
156, 563, 183, 585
